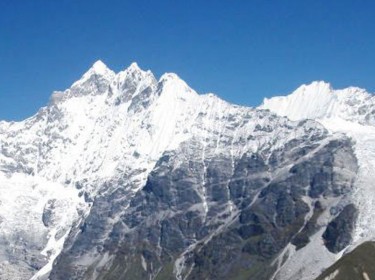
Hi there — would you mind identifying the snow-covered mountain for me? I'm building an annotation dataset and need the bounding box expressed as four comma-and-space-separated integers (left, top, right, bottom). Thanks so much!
261, 80, 375, 125
261, 81, 375, 244
261, 81, 375, 279
0, 62, 371, 280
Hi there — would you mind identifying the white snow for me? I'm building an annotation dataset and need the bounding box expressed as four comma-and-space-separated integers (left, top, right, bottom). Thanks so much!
261, 81, 373, 123
320, 118, 375, 245
71, 60, 115, 88
272, 229, 338, 280
0, 62, 251, 279
0, 173, 85, 279
91, 60, 109, 74
261, 81, 375, 280
2, 63, 372, 280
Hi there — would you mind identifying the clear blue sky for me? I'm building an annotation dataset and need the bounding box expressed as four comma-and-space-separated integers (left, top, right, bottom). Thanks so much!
1, 0, 375, 121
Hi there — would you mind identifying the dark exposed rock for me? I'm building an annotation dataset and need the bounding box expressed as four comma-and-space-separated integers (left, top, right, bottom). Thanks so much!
42, 199, 57, 227
292, 201, 324, 250
50, 124, 358, 280
323, 204, 358, 253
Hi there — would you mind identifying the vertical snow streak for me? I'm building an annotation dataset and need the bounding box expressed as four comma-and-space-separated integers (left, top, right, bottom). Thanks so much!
200, 141, 209, 220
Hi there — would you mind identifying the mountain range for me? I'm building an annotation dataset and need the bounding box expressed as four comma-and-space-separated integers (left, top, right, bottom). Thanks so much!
0, 61, 374, 280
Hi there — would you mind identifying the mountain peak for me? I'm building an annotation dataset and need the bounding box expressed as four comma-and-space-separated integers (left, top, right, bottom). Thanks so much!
117, 62, 152, 79
260, 81, 336, 121
305, 80, 331, 88
158, 72, 197, 98
260, 81, 374, 122
127, 62, 140, 71
297, 80, 332, 95
159, 72, 180, 81
91, 60, 109, 74
87, 60, 115, 78
71, 60, 115, 88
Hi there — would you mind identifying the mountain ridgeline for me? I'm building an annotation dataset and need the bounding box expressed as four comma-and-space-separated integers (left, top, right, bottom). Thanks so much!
0, 61, 373, 280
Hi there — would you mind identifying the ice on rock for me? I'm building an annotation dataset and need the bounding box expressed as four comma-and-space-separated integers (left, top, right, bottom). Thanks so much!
71, 60, 115, 88
262, 81, 375, 279
0, 61, 221, 279
1, 61, 374, 280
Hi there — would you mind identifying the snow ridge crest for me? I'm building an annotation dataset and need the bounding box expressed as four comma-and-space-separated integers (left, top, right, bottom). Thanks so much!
261, 81, 373, 122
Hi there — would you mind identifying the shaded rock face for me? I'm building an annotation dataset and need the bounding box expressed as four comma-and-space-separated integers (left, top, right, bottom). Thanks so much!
42, 199, 57, 227
0, 63, 364, 280
323, 204, 358, 253
0, 62, 363, 280
50, 133, 358, 279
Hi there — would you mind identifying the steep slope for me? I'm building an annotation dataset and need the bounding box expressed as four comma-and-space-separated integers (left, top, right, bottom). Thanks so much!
50, 107, 357, 280
261, 81, 375, 279
0, 65, 360, 280
46, 71, 357, 280
0, 61, 202, 279
261, 81, 375, 125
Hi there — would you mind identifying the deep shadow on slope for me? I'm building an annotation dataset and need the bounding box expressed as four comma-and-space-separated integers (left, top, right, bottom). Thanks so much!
316, 241, 375, 280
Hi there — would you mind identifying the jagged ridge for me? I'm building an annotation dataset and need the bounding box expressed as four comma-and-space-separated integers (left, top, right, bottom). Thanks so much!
0, 62, 369, 280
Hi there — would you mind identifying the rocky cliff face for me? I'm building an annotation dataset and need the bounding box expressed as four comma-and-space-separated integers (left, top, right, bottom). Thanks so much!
262, 81, 375, 279
50, 114, 358, 280
0, 62, 367, 280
